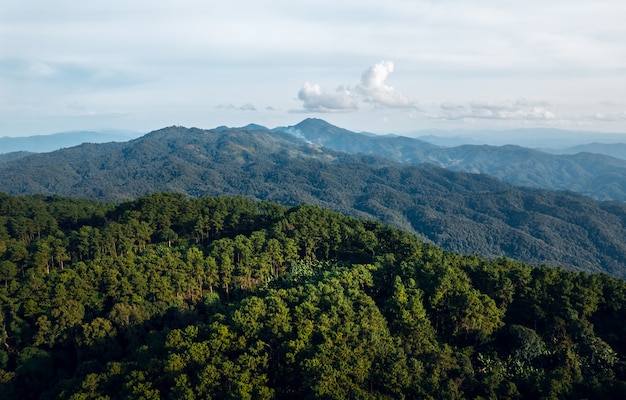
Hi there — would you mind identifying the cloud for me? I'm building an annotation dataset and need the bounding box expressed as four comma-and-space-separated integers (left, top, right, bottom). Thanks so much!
239, 103, 256, 111
296, 61, 417, 113
28, 61, 56, 77
433, 99, 556, 121
592, 111, 626, 121
356, 61, 417, 109
215, 103, 258, 111
297, 82, 358, 113
4, 2, 625, 134
65, 102, 87, 112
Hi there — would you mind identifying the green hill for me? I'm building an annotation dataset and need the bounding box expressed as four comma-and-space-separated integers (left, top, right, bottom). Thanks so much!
1, 192, 625, 399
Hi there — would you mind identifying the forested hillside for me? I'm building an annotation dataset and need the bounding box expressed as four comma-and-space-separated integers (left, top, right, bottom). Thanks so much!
1, 193, 626, 399
0, 152, 32, 163
1, 126, 626, 278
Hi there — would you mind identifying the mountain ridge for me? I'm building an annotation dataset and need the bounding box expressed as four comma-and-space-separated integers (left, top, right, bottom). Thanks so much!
412, 126, 626, 148
279, 119, 626, 201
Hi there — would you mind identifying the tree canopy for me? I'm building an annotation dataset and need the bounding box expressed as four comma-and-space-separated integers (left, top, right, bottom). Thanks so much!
1, 192, 625, 399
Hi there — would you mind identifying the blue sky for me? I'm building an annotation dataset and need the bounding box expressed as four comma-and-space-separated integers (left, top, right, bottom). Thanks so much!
1, 0, 626, 137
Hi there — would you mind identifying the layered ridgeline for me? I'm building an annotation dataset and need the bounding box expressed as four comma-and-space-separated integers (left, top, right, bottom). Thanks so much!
279, 118, 626, 201
1, 193, 625, 399
0, 129, 141, 154
4, 119, 626, 201
1, 125, 626, 278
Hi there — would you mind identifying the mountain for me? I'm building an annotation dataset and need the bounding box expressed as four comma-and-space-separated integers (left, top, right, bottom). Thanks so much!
275, 118, 440, 160
1, 123, 626, 278
543, 142, 626, 160
411, 127, 626, 148
281, 119, 626, 201
0, 129, 142, 154
415, 134, 481, 147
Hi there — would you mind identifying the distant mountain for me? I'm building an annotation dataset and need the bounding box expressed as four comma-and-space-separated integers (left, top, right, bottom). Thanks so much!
1, 123, 626, 278
410, 127, 626, 148
542, 143, 626, 160
415, 134, 481, 147
280, 118, 626, 201
275, 119, 440, 161
0, 129, 142, 154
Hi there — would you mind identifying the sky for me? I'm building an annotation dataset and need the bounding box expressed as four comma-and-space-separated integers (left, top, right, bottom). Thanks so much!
1, 0, 626, 137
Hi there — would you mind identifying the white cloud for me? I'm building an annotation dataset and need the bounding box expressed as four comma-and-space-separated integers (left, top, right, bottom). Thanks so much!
28, 61, 56, 77
2, 1, 626, 135
357, 61, 417, 109
433, 100, 556, 121
296, 61, 417, 113
593, 111, 626, 122
215, 103, 258, 111
297, 82, 358, 113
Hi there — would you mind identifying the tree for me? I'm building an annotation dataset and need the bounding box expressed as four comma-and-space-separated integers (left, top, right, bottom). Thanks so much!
204, 255, 219, 294
210, 238, 235, 299
427, 264, 504, 344
386, 276, 438, 357
14, 346, 55, 399
185, 247, 206, 300
0, 261, 17, 288
234, 235, 254, 289
76, 317, 120, 362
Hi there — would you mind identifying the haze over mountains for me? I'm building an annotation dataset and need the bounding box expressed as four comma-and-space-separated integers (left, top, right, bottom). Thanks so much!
0, 129, 142, 154
412, 127, 626, 151
3, 119, 626, 157
543, 143, 626, 160
416, 133, 626, 161
1, 120, 626, 279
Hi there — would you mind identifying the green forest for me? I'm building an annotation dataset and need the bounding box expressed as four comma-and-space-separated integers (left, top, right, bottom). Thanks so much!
1, 192, 625, 399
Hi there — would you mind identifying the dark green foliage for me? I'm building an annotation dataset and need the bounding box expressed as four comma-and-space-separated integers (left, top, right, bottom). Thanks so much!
0, 192, 625, 398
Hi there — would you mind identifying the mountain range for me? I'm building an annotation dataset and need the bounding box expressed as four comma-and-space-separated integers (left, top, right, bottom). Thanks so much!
412, 127, 626, 150
278, 119, 626, 201
1, 120, 626, 278
543, 142, 626, 160
3, 120, 626, 201
0, 129, 141, 154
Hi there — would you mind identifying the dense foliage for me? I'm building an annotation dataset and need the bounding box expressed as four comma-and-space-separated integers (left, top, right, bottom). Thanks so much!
1, 126, 626, 278
1, 192, 625, 399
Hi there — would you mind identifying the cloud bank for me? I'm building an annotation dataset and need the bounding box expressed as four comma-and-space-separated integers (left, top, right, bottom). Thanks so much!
216, 103, 258, 111
297, 61, 417, 113
3, 1, 625, 135
433, 100, 556, 121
